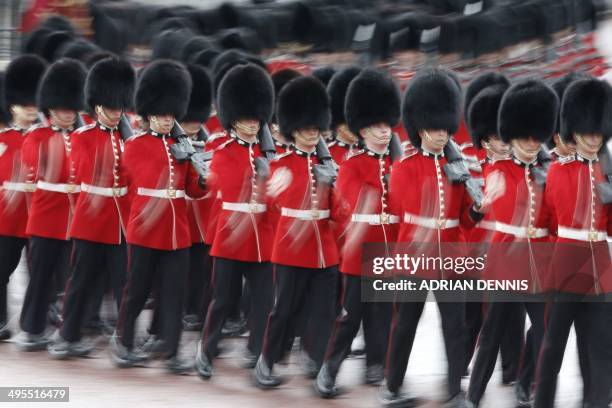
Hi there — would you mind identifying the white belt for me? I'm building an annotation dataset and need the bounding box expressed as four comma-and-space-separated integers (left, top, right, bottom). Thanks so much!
281, 207, 330, 220
403, 212, 459, 229
351, 213, 399, 225
558, 226, 608, 242
137, 187, 185, 199
495, 221, 548, 239
477, 220, 497, 231
37, 181, 80, 194
81, 183, 128, 197
2, 181, 36, 192
222, 201, 267, 213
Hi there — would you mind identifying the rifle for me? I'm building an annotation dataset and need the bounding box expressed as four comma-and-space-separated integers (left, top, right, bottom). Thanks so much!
197, 125, 209, 143
443, 139, 484, 207
388, 133, 403, 164
75, 113, 86, 129
253, 123, 277, 179
531, 148, 552, 186
314, 138, 339, 186
118, 114, 134, 140
169, 121, 212, 180
597, 141, 612, 204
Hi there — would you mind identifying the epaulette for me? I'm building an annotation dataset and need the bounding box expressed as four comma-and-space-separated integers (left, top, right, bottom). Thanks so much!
459, 141, 473, 151
214, 138, 234, 152
399, 149, 418, 162
26, 123, 45, 132
327, 140, 338, 148
126, 131, 147, 142
74, 123, 96, 134
559, 155, 575, 165
207, 131, 226, 143
272, 150, 293, 161
345, 149, 365, 161
490, 156, 511, 164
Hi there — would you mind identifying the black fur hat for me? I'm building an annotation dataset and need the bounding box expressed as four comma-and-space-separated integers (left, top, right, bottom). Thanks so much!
345, 68, 400, 136
86, 57, 135, 112
212, 50, 266, 94
312, 66, 336, 87
464, 72, 510, 121
467, 84, 509, 149
181, 64, 213, 123
0, 72, 9, 124
498, 79, 559, 144
271, 69, 302, 123
402, 68, 462, 147
327, 66, 361, 129
560, 78, 612, 144
217, 63, 274, 130
23, 27, 51, 55
40, 31, 74, 62
135, 60, 192, 118
4, 54, 47, 107
38, 58, 86, 113
57, 39, 99, 62
550, 72, 590, 134
277, 75, 331, 141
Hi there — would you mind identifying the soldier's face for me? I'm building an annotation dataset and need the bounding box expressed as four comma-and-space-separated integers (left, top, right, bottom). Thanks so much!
485, 135, 510, 159
420, 129, 449, 152
512, 137, 541, 161
50, 109, 77, 127
575, 133, 603, 156
11, 105, 38, 124
294, 127, 320, 149
97, 106, 122, 127
362, 123, 392, 146
553, 133, 576, 157
149, 114, 174, 134
180, 121, 201, 137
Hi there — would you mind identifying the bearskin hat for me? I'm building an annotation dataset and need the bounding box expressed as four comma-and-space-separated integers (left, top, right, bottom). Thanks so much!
37, 58, 86, 113
0, 72, 9, 124
550, 72, 590, 135
217, 63, 274, 130
327, 66, 361, 129
271, 68, 303, 123
498, 79, 559, 144
40, 31, 74, 62
4, 54, 47, 108
212, 49, 266, 94
560, 78, 612, 144
464, 72, 510, 121
135, 60, 192, 118
181, 64, 213, 123
345, 68, 400, 136
86, 57, 135, 112
312, 66, 336, 87
277, 75, 331, 141
57, 39, 99, 62
402, 68, 462, 147
467, 84, 509, 149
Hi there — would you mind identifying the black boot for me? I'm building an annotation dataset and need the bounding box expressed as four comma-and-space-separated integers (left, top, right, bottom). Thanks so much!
165, 354, 193, 375
253, 355, 283, 389
377, 385, 419, 408
48, 336, 94, 359
365, 363, 385, 385
515, 383, 533, 407
108, 332, 148, 368
0, 321, 11, 341
182, 314, 202, 332
314, 363, 340, 398
301, 354, 319, 379
15, 330, 51, 351
195, 342, 213, 380
240, 348, 258, 369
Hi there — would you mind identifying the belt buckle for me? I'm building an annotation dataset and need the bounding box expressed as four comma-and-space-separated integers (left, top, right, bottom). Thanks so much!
527, 226, 536, 238
167, 188, 176, 199
249, 202, 259, 213
437, 218, 446, 229
380, 212, 390, 225
113, 187, 123, 196
66, 184, 76, 194
24, 182, 36, 193
589, 230, 598, 241
310, 208, 320, 220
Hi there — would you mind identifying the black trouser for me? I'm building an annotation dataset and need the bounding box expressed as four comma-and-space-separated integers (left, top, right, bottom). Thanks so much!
200, 257, 272, 358
60, 239, 127, 342
465, 299, 525, 377
534, 300, 608, 408
116, 245, 188, 357
324, 274, 391, 377
468, 301, 545, 404
185, 243, 212, 317
0, 235, 28, 324
19, 236, 72, 334
385, 288, 466, 398
261, 264, 338, 369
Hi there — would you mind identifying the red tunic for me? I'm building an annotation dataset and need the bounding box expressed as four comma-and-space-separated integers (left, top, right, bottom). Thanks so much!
336, 149, 398, 276
202, 132, 231, 246
22, 125, 79, 241
208, 132, 273, 263
328, 140, 357, 165
485, 157, 553, 291
545, 154, 612, 294
122, 131, 205, 250
267, 148, 340, 269
69, 123, 131, 245
0, 127, 34, 238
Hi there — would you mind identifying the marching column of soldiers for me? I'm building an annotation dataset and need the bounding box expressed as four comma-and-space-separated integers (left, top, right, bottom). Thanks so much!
1, 10, 612, 408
